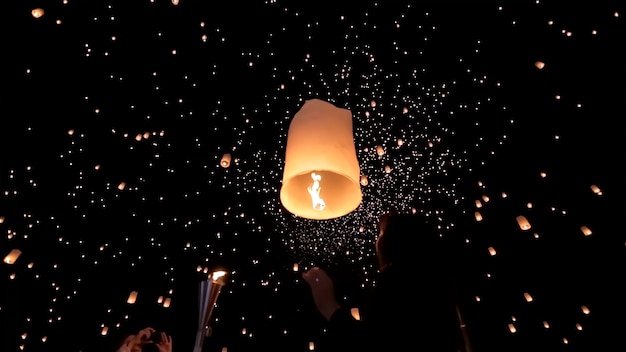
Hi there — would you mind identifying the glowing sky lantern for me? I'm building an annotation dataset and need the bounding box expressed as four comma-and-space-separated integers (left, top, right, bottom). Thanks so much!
4, 249, 22, 264
220, 153, 231, 168
280, 99, 361, 220
580, 225, 592, 236
127, 291, 138, 304
516, 215, 531, 230
31, 8, 45, 18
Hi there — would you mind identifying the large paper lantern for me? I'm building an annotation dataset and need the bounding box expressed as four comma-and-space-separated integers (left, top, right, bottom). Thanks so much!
280, 99, 361, 220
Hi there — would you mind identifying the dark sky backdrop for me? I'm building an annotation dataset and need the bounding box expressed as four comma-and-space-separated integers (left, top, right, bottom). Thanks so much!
2, 1, 626, 352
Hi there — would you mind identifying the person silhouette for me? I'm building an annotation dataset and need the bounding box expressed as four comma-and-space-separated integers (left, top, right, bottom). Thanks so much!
302, 211, 468, 352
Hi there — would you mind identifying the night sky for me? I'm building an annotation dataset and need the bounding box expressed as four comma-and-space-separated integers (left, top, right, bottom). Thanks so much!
2, 1, 626, 351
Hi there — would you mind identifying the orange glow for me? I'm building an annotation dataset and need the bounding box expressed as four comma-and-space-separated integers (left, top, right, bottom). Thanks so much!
127, 291, 138, 304
32, 8, 45, 18
580, 226, 592, 236
350, 307, 360, 320
220, 153, 231, 168
516, 215, 531, 230
4, 249, 22, 264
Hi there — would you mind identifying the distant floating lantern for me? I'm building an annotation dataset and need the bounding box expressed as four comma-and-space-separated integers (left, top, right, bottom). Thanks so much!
350, 307, 360, 320
375, 145, 385, 156
280, 99, 361, 220
0, 216, 4, 223
581, 305, 590, 315
220, 153, 231, 168
482, 195, 490, 203
117, 182, 126, 191
524, 292, 533, 302
397, 138, 404, 146
535, 61, 545, 69
157, 296, 164, 304
163, 297, 171, 308
580, 225, 592, 236
590, 184, 602, 195
488, 246, 496, 256
543, 321, 550, 329
359, 175, 368, 186
516, 215, 531, 230
292, 263, 299, 272
172, 0, 180, 5
475, 200, 482, 208
508, 324, 517, 333
127, 291, 138, 304
474, 211, 483, 222
4, 249, 22, 264
384, 165, 392, 173
31, 8, 45, 18
101, 327, 109, 336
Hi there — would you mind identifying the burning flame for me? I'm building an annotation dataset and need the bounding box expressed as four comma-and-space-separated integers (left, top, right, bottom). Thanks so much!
307, 172, 326, 211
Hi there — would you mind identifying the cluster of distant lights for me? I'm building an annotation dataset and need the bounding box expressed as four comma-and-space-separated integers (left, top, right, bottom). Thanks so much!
1, 2, 621, 351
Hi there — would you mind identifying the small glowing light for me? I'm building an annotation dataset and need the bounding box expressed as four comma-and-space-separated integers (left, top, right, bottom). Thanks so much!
524, 292, 533, 302
220, 153, 231, 168
359, 175, 368, 186
376, 145, 385, 156
163, 297, 171, 308
292, 263, 299, 272
309, 341, 315, 350
117, 182, 126, 191
475, 200, 482, 208
350, 308, 360, 320
101, 327, 108, 335
4, 249, 22, 264
31, 8, 45, 18
535, 61, 545, 69
508, 323, 517, 333
590, 185, 602, 195
516, 215, 531, 230
576, 323, 583, 331
127, 291, 138, 304
581, 305, 590, 315
580, 226, 592, 236
488, 247, 496, 256
157, 296, 164, 304
543, 321, 550, 329
474, 212, 483, 222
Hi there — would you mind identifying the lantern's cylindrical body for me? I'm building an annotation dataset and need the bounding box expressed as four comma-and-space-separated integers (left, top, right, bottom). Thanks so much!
280, 99, 361, 220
